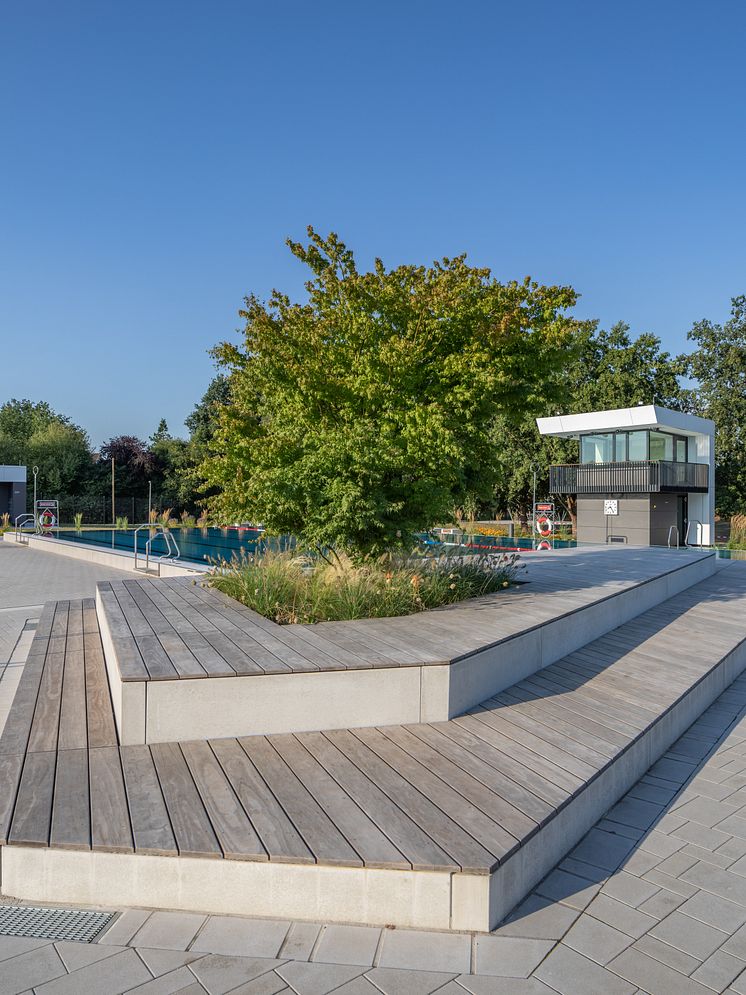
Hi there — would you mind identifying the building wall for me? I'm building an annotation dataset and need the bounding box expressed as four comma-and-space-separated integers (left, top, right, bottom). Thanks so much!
576, 495, 652, 546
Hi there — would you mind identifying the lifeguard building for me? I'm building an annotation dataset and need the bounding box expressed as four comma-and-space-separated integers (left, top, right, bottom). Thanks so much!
0, 466, 26, 522
537, 405, 715, 547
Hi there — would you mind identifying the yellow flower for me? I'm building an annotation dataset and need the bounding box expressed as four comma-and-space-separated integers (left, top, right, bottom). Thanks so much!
449, 583, 456, 590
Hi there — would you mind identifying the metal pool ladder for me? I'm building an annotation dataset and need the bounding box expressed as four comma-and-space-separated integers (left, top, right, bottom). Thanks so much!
133, 524, 181, 574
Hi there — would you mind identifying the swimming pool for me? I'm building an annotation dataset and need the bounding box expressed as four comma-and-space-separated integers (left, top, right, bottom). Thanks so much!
54, 527, 293, 565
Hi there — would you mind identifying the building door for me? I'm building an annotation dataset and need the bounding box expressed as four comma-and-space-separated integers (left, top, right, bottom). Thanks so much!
677, 494, 688, 545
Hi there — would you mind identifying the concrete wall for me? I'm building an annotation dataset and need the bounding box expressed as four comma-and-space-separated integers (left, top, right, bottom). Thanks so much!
576, 494, 652, 545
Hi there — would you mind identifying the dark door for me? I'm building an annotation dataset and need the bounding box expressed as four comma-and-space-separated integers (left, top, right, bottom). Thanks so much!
677, 494, 688, 544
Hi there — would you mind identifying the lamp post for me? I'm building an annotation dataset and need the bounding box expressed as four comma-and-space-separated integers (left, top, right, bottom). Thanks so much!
32, 466, 38, 530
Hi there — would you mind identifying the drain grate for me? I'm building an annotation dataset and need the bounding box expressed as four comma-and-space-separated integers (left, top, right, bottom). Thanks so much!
0, 905, 115, 943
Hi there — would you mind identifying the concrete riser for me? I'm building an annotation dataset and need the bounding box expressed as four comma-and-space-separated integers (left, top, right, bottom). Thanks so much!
98, 554, 719, 744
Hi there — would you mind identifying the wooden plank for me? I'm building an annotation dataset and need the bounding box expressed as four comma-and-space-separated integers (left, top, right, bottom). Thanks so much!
122, 581, 207, 678
270, 733, 410, 870
239, 735, 362, 866
299, 730, 457, 872
50, 749, 90, 849
497, 686, 626, 754
98, 587, 149, 681
150, 742, 221, 858
137, 581, 237, 676
84, 632, 119, 749
0, 655, 45, 756
121, 745, 178, 856
82, 597, 99, 633
89, 747, 134, 852
58, 606, 87, 751
181, 740, 267, 860
9, 751, 56, 846
210, 738, 314, 864
323, 727, 497, 873
26, 652, 65, 753
0, 753, 24, 844
352, 727, 514, 865
110, 585, 179, 680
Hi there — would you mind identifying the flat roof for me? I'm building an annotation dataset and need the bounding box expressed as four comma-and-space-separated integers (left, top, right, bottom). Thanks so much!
536, 405, 714, 439
0, 466, 27, 483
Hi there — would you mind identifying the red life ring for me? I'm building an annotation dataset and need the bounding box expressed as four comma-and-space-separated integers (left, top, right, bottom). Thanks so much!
39, 509, 57, 531
537, 539, 552, 551
535, 515, 553, 537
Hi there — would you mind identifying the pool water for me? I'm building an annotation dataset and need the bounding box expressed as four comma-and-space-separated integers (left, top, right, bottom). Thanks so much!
55, 527, 293, 564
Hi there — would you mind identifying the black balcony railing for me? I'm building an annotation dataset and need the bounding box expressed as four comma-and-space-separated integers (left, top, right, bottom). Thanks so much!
549, 460, 709, 495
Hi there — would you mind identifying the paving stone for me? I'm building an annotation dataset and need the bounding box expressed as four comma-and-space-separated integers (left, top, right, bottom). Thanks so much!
276, 962, 364, 995
456, 978, 556, 994
691, 950, 746, 991
131, 912, 207, 951
674, 821, 733, 850
682, 862, 746, 906
33, 948, 151, 995
682, 842, 736, 868
643, 867, 700, 898
636, 887, 687, 919
648, 757, 697, 784
561, 914, 634, 965
313, 925, 381, 967
639, 830, 688, 858
627, 781, 678, 805
653, 812, 690, 835
472, 935, 552, 977
620, 848, 663, 877
0, 944, 66, 995
655, 851, 700, 879
606, 796, 666, 830
691, 778, 739, 802
98, 908, 152, 946
534, 944, 636, 994
601, 870, 661, 909
534, 869, 601, 910
189, 954, 284, 994
677, 889, 746, 931
125, 967, 198, 994
496, 894, 580, 939
674, 796, 741, 827
137, 948, 206, 976
568, 828, 637, 872
585, 894, 659, 939
217, 971, 289, 995
278, 923, 322, 962
608, 946, 715, 994
191, 918, 290, 959
718, 815, 746, 839
377, 930, 471, 974
650, 909, 729, 960
632, 934, 702, 975
168, 984, 207, 995
363, 967, 455, 995
730, 965, 746, 994
719, 838, 746, 861
53, 941, 124, 972
0, 936, 54, 962
327, 978, 379, 995
557, 855, 608, 882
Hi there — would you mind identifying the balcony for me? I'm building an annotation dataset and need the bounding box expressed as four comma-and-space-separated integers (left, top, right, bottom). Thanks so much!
549, 460, 709, 495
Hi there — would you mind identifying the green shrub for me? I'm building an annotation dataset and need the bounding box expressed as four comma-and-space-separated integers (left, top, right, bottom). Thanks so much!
208, 549, 522, 624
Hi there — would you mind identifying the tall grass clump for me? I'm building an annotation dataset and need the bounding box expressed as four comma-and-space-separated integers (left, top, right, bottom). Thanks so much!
209, 549, 522, 624
729, 513, 746, 549
73, 512, 84, 534
115, 516, 129, 531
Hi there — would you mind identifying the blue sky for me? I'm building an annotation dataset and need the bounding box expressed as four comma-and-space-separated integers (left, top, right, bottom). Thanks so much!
2, 1, 745, 445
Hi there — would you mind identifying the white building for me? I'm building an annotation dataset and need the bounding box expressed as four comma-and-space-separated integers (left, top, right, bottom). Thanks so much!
536, 405, 715, 546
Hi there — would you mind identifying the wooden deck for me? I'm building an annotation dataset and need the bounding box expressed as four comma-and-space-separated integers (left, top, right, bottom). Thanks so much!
3, 564, 746, 923
98, 547, 717, 680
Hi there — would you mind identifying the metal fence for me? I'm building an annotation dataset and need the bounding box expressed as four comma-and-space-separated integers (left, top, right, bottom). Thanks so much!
549, 460, 709, 495
53, 496, 178, 525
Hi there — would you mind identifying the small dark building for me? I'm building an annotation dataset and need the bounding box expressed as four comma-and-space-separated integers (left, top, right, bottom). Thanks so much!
0, 466, 27, 522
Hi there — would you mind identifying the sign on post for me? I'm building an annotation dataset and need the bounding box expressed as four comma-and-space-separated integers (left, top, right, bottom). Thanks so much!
35, 499, 59, 533
534, 501, 555, 550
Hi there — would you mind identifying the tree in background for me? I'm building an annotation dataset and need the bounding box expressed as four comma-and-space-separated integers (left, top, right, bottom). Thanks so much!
680, 296, 746, 516
96, 435, 156, 496
200, 228, 583, 555
491, 323, 685, 528
0, 399, 93, 495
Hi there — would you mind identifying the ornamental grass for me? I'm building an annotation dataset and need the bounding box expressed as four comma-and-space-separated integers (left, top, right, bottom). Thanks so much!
208, 548, 522, 624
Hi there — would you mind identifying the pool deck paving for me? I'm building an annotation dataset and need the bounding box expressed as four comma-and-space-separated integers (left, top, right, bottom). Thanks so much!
4, 545, 746, 990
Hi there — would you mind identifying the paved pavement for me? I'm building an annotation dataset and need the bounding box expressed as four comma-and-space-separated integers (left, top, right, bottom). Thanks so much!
4, 546, 746, 992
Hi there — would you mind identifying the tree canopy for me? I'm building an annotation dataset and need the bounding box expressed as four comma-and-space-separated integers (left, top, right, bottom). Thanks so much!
0, 399, 93, 495
200, 228, 584, 554
680, 296, 746, 515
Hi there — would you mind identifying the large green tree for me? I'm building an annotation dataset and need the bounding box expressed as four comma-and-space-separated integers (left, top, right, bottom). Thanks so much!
492, 322, 685, 527
680, 296, 746, 515
0, 399, 93, 496
200, 228, 583, 555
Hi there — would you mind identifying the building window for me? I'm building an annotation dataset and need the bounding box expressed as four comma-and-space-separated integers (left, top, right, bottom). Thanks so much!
613, 434, 628, 462
628, 431, 647, 461
649, 431, 674, 462
581, 433, 614, 463
675, 437, 688, 463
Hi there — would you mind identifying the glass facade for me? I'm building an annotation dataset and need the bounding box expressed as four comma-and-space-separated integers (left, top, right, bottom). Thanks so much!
579, 430, 689, 464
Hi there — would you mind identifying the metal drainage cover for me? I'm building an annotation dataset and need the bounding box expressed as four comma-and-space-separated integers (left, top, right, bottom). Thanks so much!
0, 905, 114, 943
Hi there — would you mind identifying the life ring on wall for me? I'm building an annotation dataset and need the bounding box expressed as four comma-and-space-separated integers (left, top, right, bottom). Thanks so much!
39, 509, 57, 531
535, 515, 553, 537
